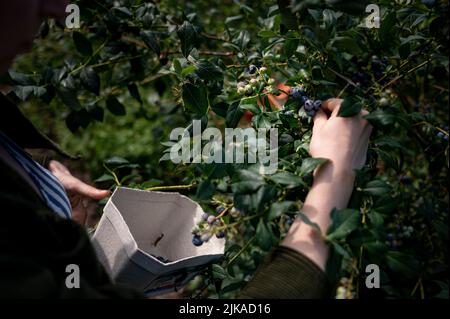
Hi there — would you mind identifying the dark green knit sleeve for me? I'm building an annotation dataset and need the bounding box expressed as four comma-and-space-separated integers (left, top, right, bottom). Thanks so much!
238, 246, 330, 299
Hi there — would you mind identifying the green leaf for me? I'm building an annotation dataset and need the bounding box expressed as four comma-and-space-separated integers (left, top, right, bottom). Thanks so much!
239, 103, 261, 114
127, 83, 142, 104
181, 65, 197, 77
105, 156, 129, 166
65, 109, 90, 132
196, 180, 215, 200
269, 171, 305, 188
268, 201, 294, 220
8, 71, 35, 85
140, 30, 160, 56
73, 32, 92, 56
211, 102, 228, 118
235, 30, 250, 50
57, 87, 81, 110
173, 59, 182, 74
385, 251, 421, 279
13, 86, 37, 101
364, 109, 396, 126
195, 60, 223, 81
326, 208, 360, 241
277, 0, 298, 34
177, 21, 198, 57
332, 36, 362, 55
373, 195, 401, 214
182, 83, 209, 115
338, 97, 362, 117
94, 174, 115, 183
297, 211, 322, 234
106, 96, 126, 116
80, 68, 100, 95
368, 211, 384, 228
258, 30, 277, 38
374, 137, 404, 150
256, 219, 273, 251
329, 241, 350, 259
300, 157, 328, 176
377, 149, 400, 172
212, 264, 229, 280
237, 169, 264, 182
362, 180, 392, 196
231, 180, 263, 194
226, 101, 244, 128
86, 103, 104, 122
284, 38, 299, 58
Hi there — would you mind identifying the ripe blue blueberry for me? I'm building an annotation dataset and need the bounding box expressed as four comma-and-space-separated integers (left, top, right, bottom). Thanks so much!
437, 132, 444, 139
216, 206, 225, 214
248, 65, 257, 74
306, 110, 316, 117
216, 230, 226, 239
291, 86, 306, 100
313, 100, 322, 111
304, 99, 314, 112
285, 216, 294, 226
192, 235, 203, 246
201, 213, 209, 221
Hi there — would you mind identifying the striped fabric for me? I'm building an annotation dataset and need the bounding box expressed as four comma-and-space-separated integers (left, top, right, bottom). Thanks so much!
0, 131, 71, 219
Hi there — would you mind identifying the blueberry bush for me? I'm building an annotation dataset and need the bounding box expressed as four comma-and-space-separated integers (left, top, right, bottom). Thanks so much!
2, 0, 448, 299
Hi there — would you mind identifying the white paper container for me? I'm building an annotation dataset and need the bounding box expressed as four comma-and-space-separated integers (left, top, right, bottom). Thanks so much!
91, 187, 225, 295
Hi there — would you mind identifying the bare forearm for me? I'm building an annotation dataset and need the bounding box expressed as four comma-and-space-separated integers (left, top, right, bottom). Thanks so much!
281, 162, 355, 271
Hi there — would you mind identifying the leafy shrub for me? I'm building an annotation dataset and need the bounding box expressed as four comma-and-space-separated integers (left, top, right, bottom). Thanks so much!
3, 0, 448, 299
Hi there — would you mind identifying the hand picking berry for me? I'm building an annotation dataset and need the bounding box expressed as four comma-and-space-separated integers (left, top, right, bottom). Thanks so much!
304, 99, 314, 112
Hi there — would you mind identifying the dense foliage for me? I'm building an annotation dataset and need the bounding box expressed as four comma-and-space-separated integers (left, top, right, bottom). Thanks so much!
2, 0, 448, 299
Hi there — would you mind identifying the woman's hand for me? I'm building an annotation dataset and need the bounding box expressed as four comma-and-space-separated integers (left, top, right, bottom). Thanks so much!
310, 98, 372, 173
49, 160, 110, 225
282, 98, 372, 271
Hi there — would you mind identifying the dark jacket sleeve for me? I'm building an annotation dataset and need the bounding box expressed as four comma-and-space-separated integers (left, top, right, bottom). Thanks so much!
238, 246, 330, 299
0, 160, 144, 299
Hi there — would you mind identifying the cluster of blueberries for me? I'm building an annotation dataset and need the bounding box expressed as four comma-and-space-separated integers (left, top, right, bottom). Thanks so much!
237, 64, 275, 96
351, 56, 391, 88
288, 86, 322, 117
192, 208, 227, 247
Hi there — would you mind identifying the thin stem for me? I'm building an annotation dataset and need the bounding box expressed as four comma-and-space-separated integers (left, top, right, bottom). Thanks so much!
226, 235, 256, 267
70, 38, 109, 75
145, 183, 196, 191
327, 67, 357, 87
103, 163, 121, 186
381, 60, 430, 91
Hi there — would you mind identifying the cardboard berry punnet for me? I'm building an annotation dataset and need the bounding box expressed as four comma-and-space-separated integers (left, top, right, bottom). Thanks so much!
91, 187, 225, 296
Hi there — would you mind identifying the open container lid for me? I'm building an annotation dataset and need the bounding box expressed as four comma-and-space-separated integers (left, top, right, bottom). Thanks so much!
92, 187, 225, 294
